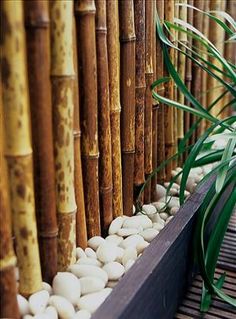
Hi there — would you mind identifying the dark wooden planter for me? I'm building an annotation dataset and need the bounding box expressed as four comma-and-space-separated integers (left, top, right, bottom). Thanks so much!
92, 177, 220, 319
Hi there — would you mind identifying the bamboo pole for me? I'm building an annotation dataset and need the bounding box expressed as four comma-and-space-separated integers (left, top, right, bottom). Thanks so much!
119, 0, 136, 214
73, 18, 87, 248
24, 0, 58, 283
95, 0, 113, 233
156, 0, 166, 185
1, 0, 42, 295
0, 82, 20, 319
164, 0, 175, 180
50, 1, 77, 270
75, 0, 101, 235
144, 0, 153, 203
134, 0, 145, 201
106, 0, 123, 218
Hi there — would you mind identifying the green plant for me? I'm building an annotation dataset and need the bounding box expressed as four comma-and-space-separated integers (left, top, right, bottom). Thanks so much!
137, 3, 236, 312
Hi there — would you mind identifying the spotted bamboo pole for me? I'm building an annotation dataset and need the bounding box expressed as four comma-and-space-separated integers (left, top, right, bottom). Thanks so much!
24, 0, 58, 283
184, 0, 194, 161
107, 0, 123, 218
50, 0, 77, 270
1, 0, 42, 295
144, 0, 153, 203
156, 0, 166, 185
0, 82, 20, 319
119, 0, 136, 215
164, 0, 175, 180
134, 0, 145, 201
75, 0, 101, 235
73, 18, 87, 248
95, 0, 113, 233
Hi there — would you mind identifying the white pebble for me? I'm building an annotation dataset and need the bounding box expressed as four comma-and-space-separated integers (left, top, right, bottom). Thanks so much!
29, 290, 49, 315
140, 228, 159, 242
152, 201, 166, 212
122, 247, 137, 266
133, 205, 136, 214
105, 235, 123, 246
76, 247, 86, 259
155, 184, 167, 200
69, 264, 108, 284
117, 228, 139, 237
42, 282, 52, 295
49, 296, 75, 319
164, 182, 180, 190
88, 236, 106, 251
106, 280, 119, 288
80, 276, 105, 295
85, 247, 97, 259
142, 204, 156, 215
159, 212, 169, 221
169, 188, 179, 196
52, 272, 81, 306
103, 262, 125, 280
170, 206, 179, 216
108, 216, 123, 235
34, 314, 51, 319
123, 215, 152, 230
136, 241, 149, 254
120, 234, 144, 249
17, 294, 30, 316
45, 306, 58, 319
96, 242, 118, 263
152, 222, 164, 232
165, 216, 174, 224
115, 246, 125, 263
73, 310, 91, 319
77, 257, 102, 267
77, 288, 112, 314
125, 260, 135, 272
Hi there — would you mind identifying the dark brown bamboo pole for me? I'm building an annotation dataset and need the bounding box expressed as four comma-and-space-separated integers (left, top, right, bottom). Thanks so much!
134, 0, 145, 201
144, 0, 153, 203
107, 0, 123, 218
183, 0, 194, 161
0, 82, 20, 319
24, 0, 58, 283
156, 0, 166, 185
73, 18, 87, 249
164, 0, 175, 181
50, 1, 77, 270
95, 0, 113, 233
1, 0, 42, 295
119, 0, 136, 215
75, 0, 101, 235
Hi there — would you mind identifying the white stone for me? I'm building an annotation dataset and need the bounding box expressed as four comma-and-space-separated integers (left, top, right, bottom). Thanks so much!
69, 264, 108, 284
115, 246, 125, 263
152, 222, 164, 232
155, 184, 167, 201
45, 306, 58, 319
165, 216, 174, 224
108, 216, 123, 235
88, 236, 106, 251
42, 282, 53, 295
186, 176, 196, 192
164, 182, 180, 190
117, 228, 139, 237
142, 204, 156, 215
17, 294, 30, 316
124, 259, 135, 272
140, 228, 159, 242
106, 280, 119, 288
159, 212, 169, 221
52, 272, 81, 306
49, 296, 75, 319
166, 196, 180, 208
122, 215, 152, 230
96, 242, 118, 263
133, 205, 136, 214
120, 234, 144, 249
169, 188, 179, 196
76, 247, 86, 259
170, 206, 179, 216
152, 201, 166, 212
136, 241, 149, 254
73, 310, 91, 319
80, 276, 105, 295
105, 234, 123, 246
77, 257, 102, 267
122, 247, 137, 266
85, 247, 97, 259
102, 262, 125, 280
29, 290, 49, 315
77, 288, 112, 314
34, 314, 51, 319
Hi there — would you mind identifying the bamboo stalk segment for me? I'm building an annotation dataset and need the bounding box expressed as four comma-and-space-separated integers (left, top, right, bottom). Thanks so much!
50, 1, 77, 270
73, 18, 87, 248
134, 0, 145, 200
164, 0, 175, 180
156, 0, 166, 185
144, 0, 153, 203
107, 0, 123, 218
24, 0, 58, 283
75, 0, 101, 235
119, 0, 136, 215
95, 0, 113, 233
0, 82, 20, 319
1, 0, 42, 295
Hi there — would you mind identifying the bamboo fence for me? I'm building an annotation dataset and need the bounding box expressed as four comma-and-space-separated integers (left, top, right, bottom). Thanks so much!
0, 0, 233, 313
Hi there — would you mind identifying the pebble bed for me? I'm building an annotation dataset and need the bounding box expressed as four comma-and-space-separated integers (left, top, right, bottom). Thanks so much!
17, 122, 233, 319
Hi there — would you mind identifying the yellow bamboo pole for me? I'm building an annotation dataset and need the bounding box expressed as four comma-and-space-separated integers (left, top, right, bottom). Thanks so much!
1, 0, 42, 295
107, 0, 123, 218
50, 0, 77, 270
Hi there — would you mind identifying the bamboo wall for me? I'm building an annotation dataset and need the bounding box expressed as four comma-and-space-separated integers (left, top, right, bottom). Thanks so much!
0, 0, 234, 316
